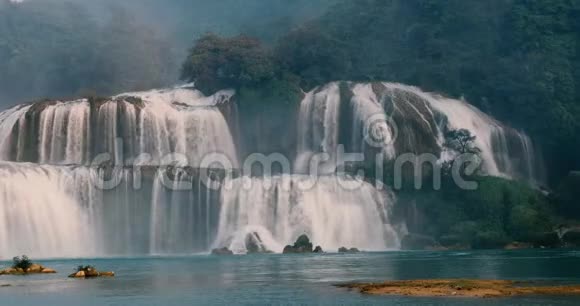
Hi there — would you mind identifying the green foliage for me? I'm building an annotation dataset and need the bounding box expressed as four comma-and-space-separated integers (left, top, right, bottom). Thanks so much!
473, 229, 511, 249
181, 34, 276, 95
12, 255, 32, 270
275, 26, 350, 90
555, 172, 580, 218
400, 176, 555, 248
76, 265, 96, 273
444, 129, 481, 155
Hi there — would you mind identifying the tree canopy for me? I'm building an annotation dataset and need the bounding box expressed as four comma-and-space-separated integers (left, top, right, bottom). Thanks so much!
180, 34, 275, 95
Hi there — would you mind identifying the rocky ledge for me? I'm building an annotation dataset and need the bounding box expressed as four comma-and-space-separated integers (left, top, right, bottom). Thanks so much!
69, 265, 115, 278
337, 279, 580, 298
0, 263, 56, 275
283, 235, 324, 254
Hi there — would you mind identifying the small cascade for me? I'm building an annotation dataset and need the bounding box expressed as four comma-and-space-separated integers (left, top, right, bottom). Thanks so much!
0, 104, 31, 160
213, 175, 400, 253
295, 82, 341, 173
37, 100, 91, 164
149, 168, 221, 255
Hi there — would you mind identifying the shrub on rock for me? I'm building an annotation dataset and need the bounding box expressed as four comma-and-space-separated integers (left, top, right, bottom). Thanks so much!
69, 265, 114, 278
0, 256, 57, 275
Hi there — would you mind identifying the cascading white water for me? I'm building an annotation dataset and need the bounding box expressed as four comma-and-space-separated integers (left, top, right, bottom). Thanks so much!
0, 162, 94, 259
213, 175, 400, 253
149, 168, 220, 255
37, 100, 91, 165
0, 86, 238, 168
0, 80, 541, 259
0, 104, 31, 160
382, 83, 541, 180
295, 83, 341, 174
351, 84, 396, 159
0, 161, 225, 259
296, 81, 542, 182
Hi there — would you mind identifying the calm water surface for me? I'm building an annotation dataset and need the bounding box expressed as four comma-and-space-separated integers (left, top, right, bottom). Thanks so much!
2, 250, 580, 305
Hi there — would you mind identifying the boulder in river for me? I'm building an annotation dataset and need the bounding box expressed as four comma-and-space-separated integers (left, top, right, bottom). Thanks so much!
338, 247, 360, 253
211, 247, 234, 255
283, 235, 314, 253
68, 265, 114, 278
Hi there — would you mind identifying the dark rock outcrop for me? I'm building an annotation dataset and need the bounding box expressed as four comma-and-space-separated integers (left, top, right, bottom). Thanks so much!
338, 247, 360, 253
563, 229, 580, 246
283, 235, 314, 253
211, 247, 234, 255
529, 232, 562, 248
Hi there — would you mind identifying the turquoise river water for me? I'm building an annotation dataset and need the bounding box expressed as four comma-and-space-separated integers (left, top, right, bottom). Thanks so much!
2, 250, 580, 305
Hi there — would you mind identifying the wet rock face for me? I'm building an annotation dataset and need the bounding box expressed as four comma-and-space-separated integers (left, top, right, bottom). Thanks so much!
563, 229, 580, 246
283, 234, 314, 254
245, 232, 271, 254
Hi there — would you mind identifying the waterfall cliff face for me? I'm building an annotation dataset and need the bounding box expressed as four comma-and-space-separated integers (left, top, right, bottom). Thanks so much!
296, 82, 544, 183
0, 86, 238, 167
0, 81, 542, 258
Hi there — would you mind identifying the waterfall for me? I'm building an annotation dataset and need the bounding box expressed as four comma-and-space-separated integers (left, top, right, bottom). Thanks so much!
0, 162, 94, 259
149, 168, 221, 255
0, 86, 238, 168
36, 100, 91, 164
0, 162, 226, 258
295, 83, 341, 173
213, 175, 400, 254
0, 105, 31, 160
0, 80, 542, 259
295, 81, 543, 183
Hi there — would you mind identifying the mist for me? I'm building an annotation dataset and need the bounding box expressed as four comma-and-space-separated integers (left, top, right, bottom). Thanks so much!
0, 0, 335, 106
